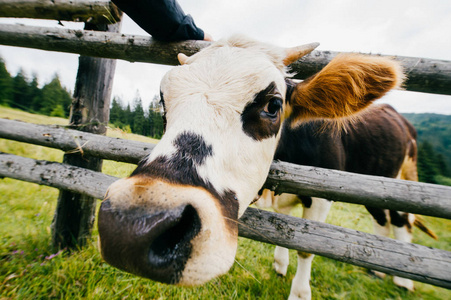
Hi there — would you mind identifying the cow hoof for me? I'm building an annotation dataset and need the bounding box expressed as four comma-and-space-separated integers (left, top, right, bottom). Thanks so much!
273, 261, 288, 276
393, 276, 415, 291
273, 246, 289, 276
288, 286, 311, 300
370, 270, 386, 279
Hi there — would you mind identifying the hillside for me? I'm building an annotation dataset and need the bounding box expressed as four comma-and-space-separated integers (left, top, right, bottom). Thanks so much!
402, 113, 451, 175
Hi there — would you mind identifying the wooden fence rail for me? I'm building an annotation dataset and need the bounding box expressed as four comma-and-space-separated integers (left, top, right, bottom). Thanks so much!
0, 0, 121, 24
0, 152, 116, 198
1, 23, 451, 95
0, 118, 153, 165
265, 162, 451, 220
1, 152, 450, 289
1, 118, 450, 220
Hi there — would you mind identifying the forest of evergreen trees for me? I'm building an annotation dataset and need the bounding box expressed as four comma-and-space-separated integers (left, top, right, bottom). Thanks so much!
0, 57, 72, 118
0, 56, 450, 185
417, 141, 449, 184
109, 95, 165, 138
0, 57, 165, 138
403, 113, 451, 184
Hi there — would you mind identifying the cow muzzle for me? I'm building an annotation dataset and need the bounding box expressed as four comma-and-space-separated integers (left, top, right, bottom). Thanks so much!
98, 177, 238, 285
98, 199, 201, 284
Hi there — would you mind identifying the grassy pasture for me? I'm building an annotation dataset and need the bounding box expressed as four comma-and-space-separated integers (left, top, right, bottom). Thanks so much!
1, 106, 450, 299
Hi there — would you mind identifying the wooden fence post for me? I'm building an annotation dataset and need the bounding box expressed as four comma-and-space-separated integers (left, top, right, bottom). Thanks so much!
51, 19, 121, 249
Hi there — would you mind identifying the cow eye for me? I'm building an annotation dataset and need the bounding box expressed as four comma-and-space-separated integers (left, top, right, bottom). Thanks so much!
263, 98, 282, 118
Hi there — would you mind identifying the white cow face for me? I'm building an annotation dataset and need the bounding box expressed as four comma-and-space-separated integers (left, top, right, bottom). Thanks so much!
98, 36, 403, 285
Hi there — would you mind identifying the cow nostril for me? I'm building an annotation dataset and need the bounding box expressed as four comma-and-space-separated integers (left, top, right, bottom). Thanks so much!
148, 205, 201, 267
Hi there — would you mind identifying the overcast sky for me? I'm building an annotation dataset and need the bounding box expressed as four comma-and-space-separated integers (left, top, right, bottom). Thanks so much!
0, 0, 450, 114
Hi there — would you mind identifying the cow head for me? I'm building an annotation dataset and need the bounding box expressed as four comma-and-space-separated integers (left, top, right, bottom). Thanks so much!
98, 36, 403, 285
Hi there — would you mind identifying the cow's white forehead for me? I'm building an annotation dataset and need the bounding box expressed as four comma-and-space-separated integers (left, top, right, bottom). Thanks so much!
160, 35, 288, 115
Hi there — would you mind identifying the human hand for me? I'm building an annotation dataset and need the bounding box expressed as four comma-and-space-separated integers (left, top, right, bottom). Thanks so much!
203, 32, 214, 41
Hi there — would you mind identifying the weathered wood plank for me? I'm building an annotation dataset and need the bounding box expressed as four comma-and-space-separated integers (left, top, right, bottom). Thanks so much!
1, 118, 450, 219
264, 161, 451, 220
0, 23, 209, 65
238, 207, 451, 289
0, 24, 450, 95
0, 0, 121, 24
0, 152, 116, 198
0, 152, 450, 289
0, 118, 153, 164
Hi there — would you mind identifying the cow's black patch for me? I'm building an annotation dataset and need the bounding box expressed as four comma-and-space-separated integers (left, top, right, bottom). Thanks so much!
132, 131, 212, 183
366, 206, 387, 226
173, 132, 213, 165
298, 195, 312, 208
241, 82, 283, 141
160, 91, 167, 132
390, 210, 410, 228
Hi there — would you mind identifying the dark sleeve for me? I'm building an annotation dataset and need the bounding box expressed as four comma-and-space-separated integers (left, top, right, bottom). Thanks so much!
112, 0, 204, 41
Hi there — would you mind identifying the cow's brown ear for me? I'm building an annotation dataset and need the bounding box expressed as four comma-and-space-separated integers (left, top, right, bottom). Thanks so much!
287, 53, 404, 125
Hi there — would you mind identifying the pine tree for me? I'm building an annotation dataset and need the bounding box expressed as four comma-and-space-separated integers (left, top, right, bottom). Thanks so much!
12, 69, 30, 110
29, 74, 43, 112
61, 86, 72, 117
148, 95, 164, 138
0, 57, 12, 106
124, 103, 132, 129
39, 74, 72, 117
132, 96, 145, 135
147, 101, 156, 137
110, 96, 124, 127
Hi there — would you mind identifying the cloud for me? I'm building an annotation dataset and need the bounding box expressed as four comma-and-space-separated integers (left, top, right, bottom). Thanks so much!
379, 90, 451, 114
113, 60, 171, 108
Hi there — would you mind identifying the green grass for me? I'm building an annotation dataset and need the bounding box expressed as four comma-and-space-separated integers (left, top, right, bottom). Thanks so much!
1, 106, 450, 299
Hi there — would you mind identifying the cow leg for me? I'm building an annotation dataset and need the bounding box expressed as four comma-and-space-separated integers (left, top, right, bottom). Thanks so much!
271, 193, 302, 276
289, 197, 332, 300
390, 210, 415, 291
255, 191, 299, 277
386, 159, 415, 291
366, 207, 391, 238
255, 188, 274, 208
366, 207, 391, 279
274, 246, 290, 276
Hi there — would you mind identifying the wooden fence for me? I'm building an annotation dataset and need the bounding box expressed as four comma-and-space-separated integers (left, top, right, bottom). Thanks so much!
0, 0, 450, 290
1, 23, 451, 95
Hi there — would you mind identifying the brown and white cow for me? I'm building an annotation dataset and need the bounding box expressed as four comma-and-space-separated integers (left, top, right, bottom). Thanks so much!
97, 36, 404, 298
256, 103, 437, 299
